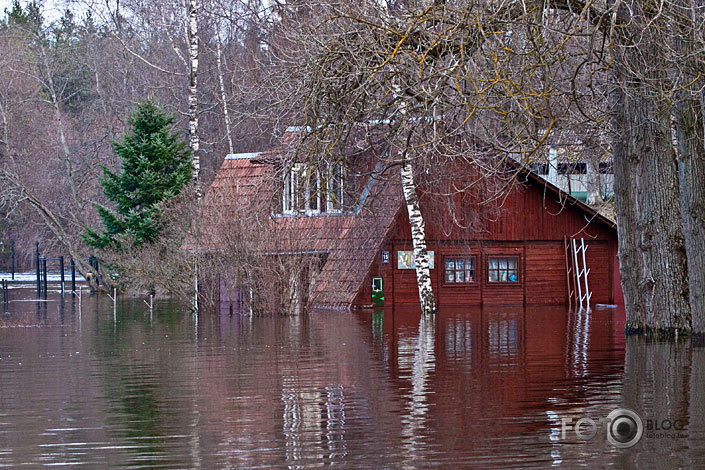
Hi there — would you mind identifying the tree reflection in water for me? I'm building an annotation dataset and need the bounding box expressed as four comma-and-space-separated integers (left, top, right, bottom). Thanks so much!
0, 290, 704, 467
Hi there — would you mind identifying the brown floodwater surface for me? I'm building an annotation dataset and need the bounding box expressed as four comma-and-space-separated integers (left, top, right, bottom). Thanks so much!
0, 288, 703, 468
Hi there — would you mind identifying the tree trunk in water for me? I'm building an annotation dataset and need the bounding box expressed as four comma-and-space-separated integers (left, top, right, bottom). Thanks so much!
22, 187, 108, 292
630, 101, 690, 331
673, 2, 705, 334
675, 90, 705, 335
693, 92, 705, 333
613, 90, 691, 332
611, 8, 691, 333
611, 84, 645, 332
401, 157, 437, 316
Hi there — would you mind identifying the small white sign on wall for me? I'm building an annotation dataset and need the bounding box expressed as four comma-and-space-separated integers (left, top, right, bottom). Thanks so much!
397, 251, 434, 270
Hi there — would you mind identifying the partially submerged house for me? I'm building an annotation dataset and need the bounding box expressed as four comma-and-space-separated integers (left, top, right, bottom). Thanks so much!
194, 129, 622, 312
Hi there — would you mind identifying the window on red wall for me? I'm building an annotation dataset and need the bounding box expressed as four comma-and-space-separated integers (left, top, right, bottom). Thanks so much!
444, 256, 476, 284
488, 256, 519, 283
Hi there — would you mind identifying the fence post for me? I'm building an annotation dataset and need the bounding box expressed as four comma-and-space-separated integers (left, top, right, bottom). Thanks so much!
194, 262, 199, 316
10, 240, 14, 281
71, 258, 76, 294
41, 257, 47, 296
59, 256, 65, 297
90, 256, 100, 287
35, 242, 40, 297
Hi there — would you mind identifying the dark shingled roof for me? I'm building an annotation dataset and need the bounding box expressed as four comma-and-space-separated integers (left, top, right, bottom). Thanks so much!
190, 149, 403, 308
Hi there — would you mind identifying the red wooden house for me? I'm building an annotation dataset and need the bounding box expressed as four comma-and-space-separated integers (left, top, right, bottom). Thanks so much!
194, 130, 621, 312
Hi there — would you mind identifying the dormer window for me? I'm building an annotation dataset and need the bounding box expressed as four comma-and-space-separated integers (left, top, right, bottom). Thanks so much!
325, 163, 344, 213
283, 163, 319, 214
282, 162, 345, 215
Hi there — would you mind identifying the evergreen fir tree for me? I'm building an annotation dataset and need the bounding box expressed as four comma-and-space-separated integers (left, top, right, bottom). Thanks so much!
84, 101, 192, 249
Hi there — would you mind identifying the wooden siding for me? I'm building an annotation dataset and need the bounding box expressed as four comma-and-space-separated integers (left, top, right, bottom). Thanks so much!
394, 182, 616, 243
584, 241, 613, 304
525, 242, 567, 305
356, 177, 619, 309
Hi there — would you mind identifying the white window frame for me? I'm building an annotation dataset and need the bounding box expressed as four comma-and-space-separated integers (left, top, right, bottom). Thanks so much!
283, 163, 321, 215
325, 162, 344, 214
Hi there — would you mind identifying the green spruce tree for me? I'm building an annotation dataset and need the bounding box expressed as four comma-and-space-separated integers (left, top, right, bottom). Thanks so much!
84, 100, 192, 249
1, 1, 39, 29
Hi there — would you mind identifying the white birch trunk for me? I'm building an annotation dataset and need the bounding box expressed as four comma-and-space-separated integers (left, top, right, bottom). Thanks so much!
390, 70, 436, 315
401, 156, 437, 315
547, 145, 558, 186
210, 0, 234, 154
383, 0, 436, 315
0, 100, 9, 158
186, 0, 201, 199
40, 48, 81, 214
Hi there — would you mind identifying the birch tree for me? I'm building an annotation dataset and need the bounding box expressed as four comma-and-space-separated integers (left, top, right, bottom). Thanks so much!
209, 0, 234, 154
276, 0, 593, 315
385, 2, 437, 316
186, 0, 202, 199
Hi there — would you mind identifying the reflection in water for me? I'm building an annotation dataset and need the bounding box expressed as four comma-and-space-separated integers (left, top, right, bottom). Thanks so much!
281, 380, 347, 468
567, 307, 591, 378
399, 313, 436, 461
444, 317, 472, 363
0, 289, 704, 467
282, 379, 323, 466
324, 385, 347, 460
487, 311, 520, 367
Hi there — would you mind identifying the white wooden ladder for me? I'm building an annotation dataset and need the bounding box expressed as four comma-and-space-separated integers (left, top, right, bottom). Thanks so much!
564, 236, 592, 311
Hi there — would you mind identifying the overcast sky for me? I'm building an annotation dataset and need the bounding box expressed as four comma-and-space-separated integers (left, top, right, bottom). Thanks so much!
0, 0, 76, 23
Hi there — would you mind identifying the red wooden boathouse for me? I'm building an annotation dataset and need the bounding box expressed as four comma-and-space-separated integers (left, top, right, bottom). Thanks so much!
358, 169, 621, 309
195, 131, 622, 311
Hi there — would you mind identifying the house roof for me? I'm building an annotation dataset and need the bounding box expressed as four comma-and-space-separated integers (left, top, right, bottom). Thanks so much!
190, 148, 403, 308
186, 152, 272, 253
270, 184, 402, 306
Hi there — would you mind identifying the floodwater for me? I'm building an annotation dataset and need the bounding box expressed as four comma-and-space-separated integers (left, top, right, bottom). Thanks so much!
1, 286, 704, 468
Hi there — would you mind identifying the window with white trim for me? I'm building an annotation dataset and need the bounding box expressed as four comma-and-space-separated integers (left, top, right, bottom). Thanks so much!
325, 162, 344, 213
283, 162, 344, 215
283, 163, 319, 214
487, 256, 519, 283
444, 256, 476, 284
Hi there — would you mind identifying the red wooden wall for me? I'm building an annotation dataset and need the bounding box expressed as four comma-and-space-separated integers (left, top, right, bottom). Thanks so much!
354, 174, 619, 309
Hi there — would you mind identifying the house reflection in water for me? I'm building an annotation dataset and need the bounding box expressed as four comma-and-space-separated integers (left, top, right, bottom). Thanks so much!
350, 304, 625, 464
195, 304, 625, 467
281, 378, 347, 465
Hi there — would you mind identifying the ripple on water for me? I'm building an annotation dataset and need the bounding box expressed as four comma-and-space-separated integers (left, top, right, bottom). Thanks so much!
0, 292, 702, 467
